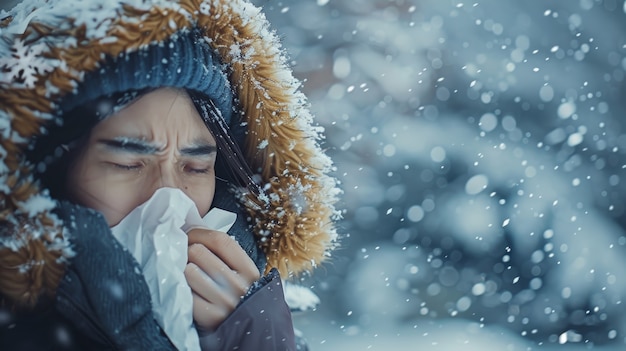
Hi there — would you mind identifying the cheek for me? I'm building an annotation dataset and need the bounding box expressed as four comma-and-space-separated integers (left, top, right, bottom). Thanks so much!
185, 175, 216, 217
66, 154, 140, 226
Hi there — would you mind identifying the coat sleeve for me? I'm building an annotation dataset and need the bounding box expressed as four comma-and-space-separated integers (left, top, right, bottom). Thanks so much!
199, 268, 298, 351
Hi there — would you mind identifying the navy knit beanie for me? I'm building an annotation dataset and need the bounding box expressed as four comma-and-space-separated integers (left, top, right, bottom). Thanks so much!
29, 29, 237, 169
61, 29, 233, 124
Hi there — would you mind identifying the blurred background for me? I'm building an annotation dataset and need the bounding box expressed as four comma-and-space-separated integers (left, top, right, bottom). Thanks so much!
252, 1, 626, 350
3, 0, 626, 350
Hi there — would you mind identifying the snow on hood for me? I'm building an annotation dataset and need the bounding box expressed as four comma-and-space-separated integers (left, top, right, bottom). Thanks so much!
0, 0, 341, 308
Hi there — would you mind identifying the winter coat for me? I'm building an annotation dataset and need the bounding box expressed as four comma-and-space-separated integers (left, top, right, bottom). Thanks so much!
0, 0, 340, 349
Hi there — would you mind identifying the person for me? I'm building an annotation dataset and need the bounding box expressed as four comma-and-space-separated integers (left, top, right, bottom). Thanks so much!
0, 0, 340, 350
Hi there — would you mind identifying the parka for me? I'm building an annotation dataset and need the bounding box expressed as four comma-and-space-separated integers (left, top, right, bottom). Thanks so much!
0, 0, 341, 349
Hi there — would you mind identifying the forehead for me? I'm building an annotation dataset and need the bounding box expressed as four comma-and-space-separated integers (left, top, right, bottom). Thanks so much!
90, 88, 214, 143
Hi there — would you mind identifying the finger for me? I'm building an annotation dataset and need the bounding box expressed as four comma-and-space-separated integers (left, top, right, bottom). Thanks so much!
187, 243, 250, 295
184, 262, 240, 309
187, 229, 260, 282
190, 290, 228, 332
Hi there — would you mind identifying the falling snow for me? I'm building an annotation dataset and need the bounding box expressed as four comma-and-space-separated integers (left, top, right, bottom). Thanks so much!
256, 0, 626, 350
1, 0, 625, 349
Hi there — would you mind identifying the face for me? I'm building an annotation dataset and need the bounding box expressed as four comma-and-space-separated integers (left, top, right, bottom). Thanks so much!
66, 88, 217, 226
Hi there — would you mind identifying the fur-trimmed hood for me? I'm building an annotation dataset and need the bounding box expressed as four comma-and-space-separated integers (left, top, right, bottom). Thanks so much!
0, 0, 340, 308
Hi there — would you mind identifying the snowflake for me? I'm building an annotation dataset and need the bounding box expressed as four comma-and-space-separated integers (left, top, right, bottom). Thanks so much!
0, 39, 57, 88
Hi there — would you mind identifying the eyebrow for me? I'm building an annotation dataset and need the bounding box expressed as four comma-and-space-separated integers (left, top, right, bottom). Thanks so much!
180, 144, 218, 157
98, 137, 160, 154
98, 137, 217, 157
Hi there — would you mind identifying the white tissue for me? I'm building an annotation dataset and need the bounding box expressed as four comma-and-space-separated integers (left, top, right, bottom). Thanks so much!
110, 187, 236, 351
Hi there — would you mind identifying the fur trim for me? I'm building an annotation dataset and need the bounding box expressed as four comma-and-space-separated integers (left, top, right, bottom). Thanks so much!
195, 0, 340, 275
0, 0, 340, 307
0, 222, 67, 308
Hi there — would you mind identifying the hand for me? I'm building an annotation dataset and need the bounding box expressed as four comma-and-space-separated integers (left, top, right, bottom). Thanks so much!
184, 229, 261, 332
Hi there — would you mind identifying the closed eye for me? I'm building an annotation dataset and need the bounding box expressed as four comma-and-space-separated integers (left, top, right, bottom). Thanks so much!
108, 162, 143, 171
189, 168, 210, 174
184, 164, 212, 174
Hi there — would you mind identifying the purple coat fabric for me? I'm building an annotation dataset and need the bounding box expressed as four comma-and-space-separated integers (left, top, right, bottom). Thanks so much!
202, 269, 297, 350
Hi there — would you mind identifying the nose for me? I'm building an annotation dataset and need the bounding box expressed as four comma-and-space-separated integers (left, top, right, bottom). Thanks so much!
155, 164, 181, 190
155, 166, 181, 190
136, 163, 185, 210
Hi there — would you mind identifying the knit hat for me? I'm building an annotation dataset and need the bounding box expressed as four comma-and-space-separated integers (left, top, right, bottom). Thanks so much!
62, 29, 233, 122
29, 29, 235, 166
